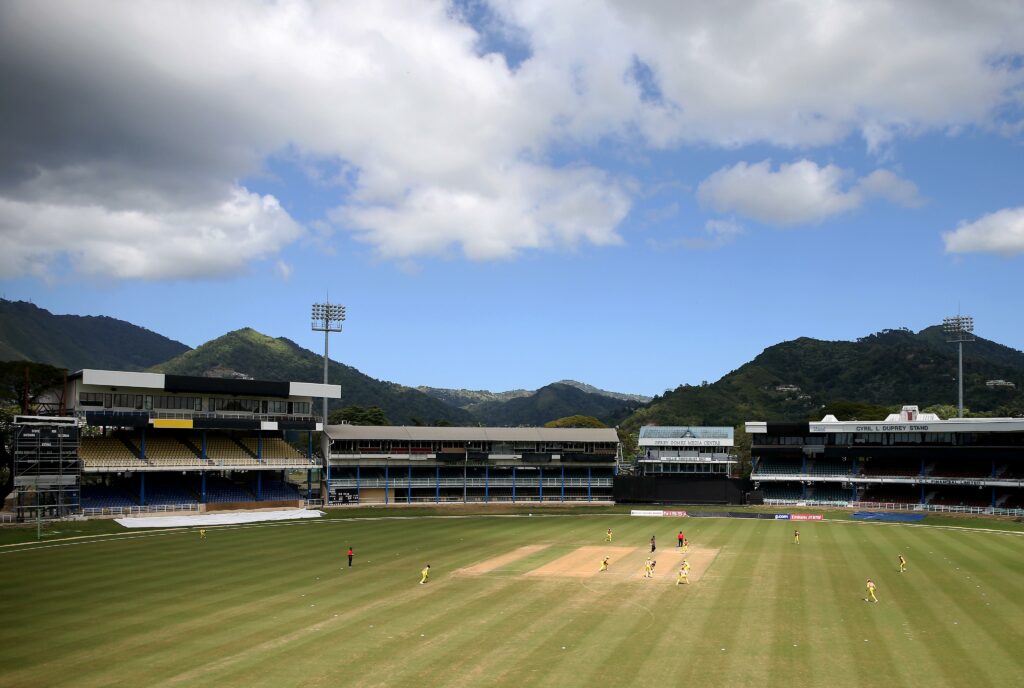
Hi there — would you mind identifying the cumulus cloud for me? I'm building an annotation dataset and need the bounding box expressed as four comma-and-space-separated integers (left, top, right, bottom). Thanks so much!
943, 208, 1024, 255
0, 1, 1020, 277
495, 0, 1024, 149
0, 188, 301, 280
696, 160, 922, 226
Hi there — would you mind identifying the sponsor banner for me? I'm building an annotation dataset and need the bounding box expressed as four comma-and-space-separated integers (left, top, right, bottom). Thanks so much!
630, 509, 664, 517
789, 514, 824, 521
663, 509, 688, 517
773, 514, 791, 520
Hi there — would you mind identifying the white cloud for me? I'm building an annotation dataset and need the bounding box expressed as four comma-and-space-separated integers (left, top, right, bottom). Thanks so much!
275, 260, 294, 281
943, 207, 1024, 255
0, 188, 301, 280
0, 1, 1020, 276
696, 160, 922, 226
650, 218, 744, 250
496, 0, 1024, 149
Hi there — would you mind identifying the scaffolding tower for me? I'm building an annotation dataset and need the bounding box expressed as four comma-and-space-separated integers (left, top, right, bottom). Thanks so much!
12, 416, 80, 521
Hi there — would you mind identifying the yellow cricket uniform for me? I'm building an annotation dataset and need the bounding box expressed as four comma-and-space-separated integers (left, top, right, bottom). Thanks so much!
677, 569, 689, 585
898, 556, 907, 573
199, 529, 206, 539
420, 567, 430, 584
866, 581, 878, 602
599, 558, 609, 572
606, 530, 613, 542
794, 531, 800, 544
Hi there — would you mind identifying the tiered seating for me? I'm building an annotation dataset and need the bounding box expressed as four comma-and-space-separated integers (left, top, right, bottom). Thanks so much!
806, 461, 850, 477
241, 437, 308, 464
810, 485, 851, 503
258, 480, 301, 501
760, 484, 802, 500
752, 460, 802, 476
999, 493, 1024, 509
141, 436, 202, 466
79, 437, 143, 467
80, 485, 136, 509
860, 486, 919, 504
204, 436, 258, 465
203, 477, 254, 503
929, 461, 991, 478
1001, 464, 1024, 479
930, 490, 991, 508
144, 485, 197, 506
860, 461, 920, 477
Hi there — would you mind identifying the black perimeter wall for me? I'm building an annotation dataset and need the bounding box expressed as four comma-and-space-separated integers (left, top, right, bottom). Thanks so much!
614, 476, 752, 505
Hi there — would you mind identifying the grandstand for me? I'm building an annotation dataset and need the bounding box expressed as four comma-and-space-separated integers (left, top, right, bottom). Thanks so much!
9, 369, 339, 519
636, 426, 738, 476
747, 406, 1024, 510
325, 425, 619, 504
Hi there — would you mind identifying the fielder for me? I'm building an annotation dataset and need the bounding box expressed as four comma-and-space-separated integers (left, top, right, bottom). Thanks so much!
643, 557, 653, 578
898, 554, 907, 573
420, 564, 431, 585
794, 529, 800, 545
606, 528, 613, 542
676, 564, 689, 585
199, 529, 206, 540
865, 578, 878, 603
599, 556, 610, 572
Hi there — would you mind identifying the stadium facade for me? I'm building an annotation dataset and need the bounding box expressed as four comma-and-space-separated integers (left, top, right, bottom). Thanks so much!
636, 425, 737, 477
10, 369, 339, 520
747, 405, 1024, 510
324, 425, 619, 504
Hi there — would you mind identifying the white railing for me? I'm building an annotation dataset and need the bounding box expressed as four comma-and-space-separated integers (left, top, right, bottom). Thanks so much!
0, 513, 16, 523
80, 503, 201, 517
303, 499, 324, 508
326, 477, 613, 488
762, 498, 1024, 518
326, 495, 611, 505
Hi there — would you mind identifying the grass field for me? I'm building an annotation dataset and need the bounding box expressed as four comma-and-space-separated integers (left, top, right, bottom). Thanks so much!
1, 508, 1023, 687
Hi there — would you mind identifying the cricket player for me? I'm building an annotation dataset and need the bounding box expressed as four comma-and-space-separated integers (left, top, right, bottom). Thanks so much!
599, 556, 610, 572
199, 529, 206, 540
606, 528, 613, 542
420, 564, 431, 584
898, 554, 907, 573
865, 578, 878, 603
676, 565, 689, 585
644, 557, 653, 578
682, 539, 689, 554
794, 529, 800, 545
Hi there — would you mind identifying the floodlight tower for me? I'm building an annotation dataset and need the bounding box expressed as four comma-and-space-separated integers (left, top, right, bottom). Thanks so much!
943, 314, 974, 418
312, 302, 346, 462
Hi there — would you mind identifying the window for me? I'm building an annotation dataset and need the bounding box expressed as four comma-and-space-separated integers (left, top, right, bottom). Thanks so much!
79, 392, 104, 407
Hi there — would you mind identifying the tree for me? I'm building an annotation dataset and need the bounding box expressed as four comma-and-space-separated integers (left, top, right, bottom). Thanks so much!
543, 415, 607, 429
328, 405, 390, 426
0, 361, 67, 412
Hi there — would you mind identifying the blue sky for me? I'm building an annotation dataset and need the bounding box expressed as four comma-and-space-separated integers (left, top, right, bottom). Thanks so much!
1, 1, 1023, 397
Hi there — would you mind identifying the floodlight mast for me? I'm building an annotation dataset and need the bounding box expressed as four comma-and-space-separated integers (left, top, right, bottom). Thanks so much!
312, 302, 346, 479
943, 315, 974, 418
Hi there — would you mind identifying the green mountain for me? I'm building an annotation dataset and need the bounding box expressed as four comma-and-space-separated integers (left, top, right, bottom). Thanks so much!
150, 328, 475, 425
417, 379, 651, 417
0, 299, 190, 371
468, 382, 641, 426
624, 326, 1024, 429
415, 386, 532, 409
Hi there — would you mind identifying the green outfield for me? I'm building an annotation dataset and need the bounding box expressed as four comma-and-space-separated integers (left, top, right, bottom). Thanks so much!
1, 509, 1023, 687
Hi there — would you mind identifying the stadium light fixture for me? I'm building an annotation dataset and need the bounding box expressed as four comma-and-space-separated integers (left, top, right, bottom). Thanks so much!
943, 315, 975, 419
312, 301, 346, 476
